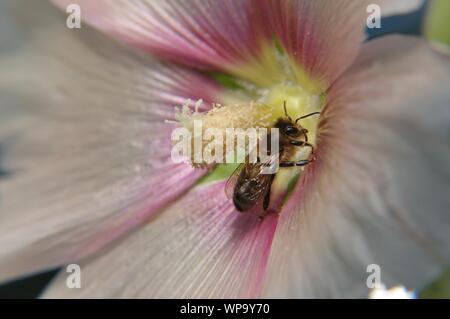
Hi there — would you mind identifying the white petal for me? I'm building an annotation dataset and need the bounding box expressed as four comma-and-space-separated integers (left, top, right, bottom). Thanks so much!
0, 1, 219, 282
42, 181, 278, 298
263, 35, 450, 298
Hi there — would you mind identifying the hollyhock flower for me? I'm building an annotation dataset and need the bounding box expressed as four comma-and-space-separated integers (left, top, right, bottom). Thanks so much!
0, 0, 449, 298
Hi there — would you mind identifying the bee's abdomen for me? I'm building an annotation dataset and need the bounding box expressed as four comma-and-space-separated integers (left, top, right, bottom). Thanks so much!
233, 180, 259, 212
233, 191, 254, 212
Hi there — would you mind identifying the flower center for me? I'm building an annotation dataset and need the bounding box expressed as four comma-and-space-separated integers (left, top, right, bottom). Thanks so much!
174, 36, 326, 192
263, 83, 323, 146
175, 82, 323, 171
260, 83, 324, 198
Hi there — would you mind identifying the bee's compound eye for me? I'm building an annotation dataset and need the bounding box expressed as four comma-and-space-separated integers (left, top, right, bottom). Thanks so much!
285, 126, 299, 136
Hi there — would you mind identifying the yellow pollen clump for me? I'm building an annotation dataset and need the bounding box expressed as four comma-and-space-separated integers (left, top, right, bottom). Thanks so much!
175, 100, 276, 167
176, 100, 275, 132
174, 83, 323, 168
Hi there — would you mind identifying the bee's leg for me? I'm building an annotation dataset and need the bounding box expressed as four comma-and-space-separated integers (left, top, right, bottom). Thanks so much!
263, 175, 275, 210
290, 140, 314, 152
301, 128, 309, 142
280, 159, 312, 167
262, 190, 271, 212
259, 175, 276, 221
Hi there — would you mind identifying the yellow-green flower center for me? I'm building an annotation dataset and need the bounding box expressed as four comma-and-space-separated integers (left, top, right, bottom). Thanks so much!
263, 83, 323, 145
176, 40, 326, 189
175, 83, 323, 162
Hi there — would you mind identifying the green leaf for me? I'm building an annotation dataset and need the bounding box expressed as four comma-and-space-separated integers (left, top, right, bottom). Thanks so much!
425, 0, 450, 48
210, 72, 244, 90
420, 267, 450, 298
196, 163, 240, 185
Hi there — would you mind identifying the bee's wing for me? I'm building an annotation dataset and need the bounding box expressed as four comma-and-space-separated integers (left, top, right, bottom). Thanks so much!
251, 154, 279, 199
259, 153, 280, 175
225, 163, 245, 199
224, 154, 279, 200
248, 173, 274, 201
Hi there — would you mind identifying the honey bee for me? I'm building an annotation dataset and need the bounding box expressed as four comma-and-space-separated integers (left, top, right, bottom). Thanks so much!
225, 102, 320, 213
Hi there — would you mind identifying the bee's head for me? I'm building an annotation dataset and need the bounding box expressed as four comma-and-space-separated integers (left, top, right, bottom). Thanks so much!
278, 101, 320, 139
285, 123, 307, 138
275, 118, 307, 138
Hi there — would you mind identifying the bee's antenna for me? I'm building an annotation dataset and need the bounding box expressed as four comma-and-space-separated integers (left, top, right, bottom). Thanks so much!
283, 101, 293, 121
295, 112, 321, 124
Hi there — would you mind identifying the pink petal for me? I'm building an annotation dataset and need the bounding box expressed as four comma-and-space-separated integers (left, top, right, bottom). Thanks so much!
0, 2, 221, 282
52, 0, 266, 71
42, 181, 278, 298
257, 0, 370, 88
262, 35, 450, 297
52, 0, 370, 88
